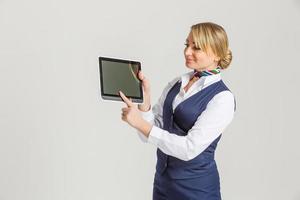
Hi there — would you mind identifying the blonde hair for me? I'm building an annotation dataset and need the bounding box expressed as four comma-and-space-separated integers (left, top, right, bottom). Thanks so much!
191, 22, 232, 69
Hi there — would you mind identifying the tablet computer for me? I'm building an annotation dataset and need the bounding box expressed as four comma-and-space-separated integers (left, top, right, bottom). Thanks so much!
99, 56, 143, 103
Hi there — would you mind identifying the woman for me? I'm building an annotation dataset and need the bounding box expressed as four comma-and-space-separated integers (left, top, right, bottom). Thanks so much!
119, 22, 235, 200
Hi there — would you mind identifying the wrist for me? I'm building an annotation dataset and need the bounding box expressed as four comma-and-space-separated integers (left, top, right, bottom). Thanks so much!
138, 104, 151, 112
138, 94, 151, 111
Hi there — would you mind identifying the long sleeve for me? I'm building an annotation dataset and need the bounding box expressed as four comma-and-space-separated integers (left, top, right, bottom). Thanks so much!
147, 90, 235, 161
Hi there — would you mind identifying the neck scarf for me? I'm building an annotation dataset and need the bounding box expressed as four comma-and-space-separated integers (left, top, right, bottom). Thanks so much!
192, 67, 222, 78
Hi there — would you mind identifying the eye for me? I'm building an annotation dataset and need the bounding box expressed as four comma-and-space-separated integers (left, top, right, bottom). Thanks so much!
193, 46, 201, 51
184, 43, 201, 51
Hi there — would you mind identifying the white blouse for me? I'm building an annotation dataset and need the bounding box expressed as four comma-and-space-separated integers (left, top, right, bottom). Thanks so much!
137, 71, 235, 161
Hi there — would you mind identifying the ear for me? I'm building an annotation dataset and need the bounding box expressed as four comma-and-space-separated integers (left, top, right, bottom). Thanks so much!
214, 56, 221, 62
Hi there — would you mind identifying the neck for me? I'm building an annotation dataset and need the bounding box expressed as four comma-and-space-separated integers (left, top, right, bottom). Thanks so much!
195, 62, 219, 72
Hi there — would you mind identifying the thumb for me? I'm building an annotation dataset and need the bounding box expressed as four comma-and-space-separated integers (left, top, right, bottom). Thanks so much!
138, 70, 144, 80
138, 71, 150, 93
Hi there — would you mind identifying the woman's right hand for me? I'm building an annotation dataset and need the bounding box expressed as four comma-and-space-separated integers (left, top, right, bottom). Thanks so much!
137, 71, 151, 112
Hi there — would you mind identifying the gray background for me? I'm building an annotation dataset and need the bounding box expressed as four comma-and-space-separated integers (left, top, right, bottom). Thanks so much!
1, 0, 300, 199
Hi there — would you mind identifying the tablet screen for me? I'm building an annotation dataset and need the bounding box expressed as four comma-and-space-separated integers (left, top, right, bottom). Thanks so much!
99, 57, 143, 103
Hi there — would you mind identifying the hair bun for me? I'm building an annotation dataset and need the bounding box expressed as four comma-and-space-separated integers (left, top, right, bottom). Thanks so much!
219, 49, 232, 69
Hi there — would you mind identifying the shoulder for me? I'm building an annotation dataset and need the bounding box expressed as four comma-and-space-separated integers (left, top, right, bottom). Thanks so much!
212, 90, 235, 103
208, 87, 236, 112
166, 76, 181, 88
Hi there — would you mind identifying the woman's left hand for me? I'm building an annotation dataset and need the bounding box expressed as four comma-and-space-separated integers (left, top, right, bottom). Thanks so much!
119, 91, 143, 129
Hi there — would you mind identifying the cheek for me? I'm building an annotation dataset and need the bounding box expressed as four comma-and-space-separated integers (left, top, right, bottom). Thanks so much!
195, 53, 214, 65
195, 54, 207, 64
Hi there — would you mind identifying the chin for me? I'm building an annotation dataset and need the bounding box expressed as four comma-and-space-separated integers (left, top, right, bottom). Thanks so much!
185, 63, 196, 70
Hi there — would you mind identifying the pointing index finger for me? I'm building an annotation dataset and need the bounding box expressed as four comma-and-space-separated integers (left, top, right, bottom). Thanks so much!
119, 91, 133, 107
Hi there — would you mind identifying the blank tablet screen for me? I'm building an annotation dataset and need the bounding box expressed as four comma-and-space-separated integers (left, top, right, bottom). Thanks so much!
99, 57, 143, 103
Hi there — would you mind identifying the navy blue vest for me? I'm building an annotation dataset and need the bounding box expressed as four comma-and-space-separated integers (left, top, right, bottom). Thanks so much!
156, 79, 232, 179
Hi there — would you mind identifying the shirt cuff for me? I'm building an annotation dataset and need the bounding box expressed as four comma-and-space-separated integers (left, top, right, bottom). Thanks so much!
140, 108, 154, 122
147, 125, 163, 145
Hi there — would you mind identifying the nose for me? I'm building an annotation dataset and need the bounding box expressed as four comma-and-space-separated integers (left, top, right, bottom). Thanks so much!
184, 46, 192, 57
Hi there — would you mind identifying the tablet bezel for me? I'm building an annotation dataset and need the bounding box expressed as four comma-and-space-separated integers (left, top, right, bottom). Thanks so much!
99, 56, 143, 103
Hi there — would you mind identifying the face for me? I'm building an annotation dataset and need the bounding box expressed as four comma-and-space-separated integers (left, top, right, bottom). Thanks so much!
184, 32, 219, 71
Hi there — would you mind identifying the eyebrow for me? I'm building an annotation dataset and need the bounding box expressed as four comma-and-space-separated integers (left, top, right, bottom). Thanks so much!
185, 39, 195, 44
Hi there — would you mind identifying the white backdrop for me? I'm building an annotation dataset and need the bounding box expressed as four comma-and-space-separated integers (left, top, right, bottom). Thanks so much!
1, 0, 300, 199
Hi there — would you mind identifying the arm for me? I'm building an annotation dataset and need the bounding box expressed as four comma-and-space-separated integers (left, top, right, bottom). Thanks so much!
120, 76, 235, 161
145, 91, 235, 161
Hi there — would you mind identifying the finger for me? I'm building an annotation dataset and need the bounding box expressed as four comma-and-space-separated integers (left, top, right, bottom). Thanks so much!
140, 74, 149, 89
128, 98, 137, 108
138, 70, 144, 80
122, 107, 129, 112
121, 111, 127, 118
119, 91, 133, 107
139, 71, 148, 85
